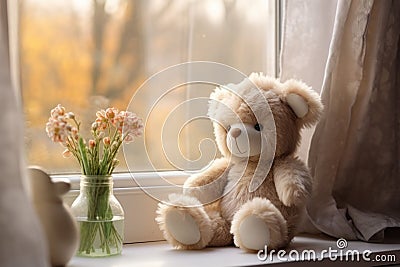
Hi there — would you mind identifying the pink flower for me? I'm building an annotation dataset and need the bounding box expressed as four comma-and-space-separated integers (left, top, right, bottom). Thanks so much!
89, 140, 96, 149
95, 110, 108, 131
50, 104, 65, 119
71, 127, 79, 140
117, 111, 144, 144
106, 107, 118, 120
66, 112, 75, 119
46, 105, 143, 173
103, 137, 111, 146
46, 117, 69, 143
62, 149, 72, 158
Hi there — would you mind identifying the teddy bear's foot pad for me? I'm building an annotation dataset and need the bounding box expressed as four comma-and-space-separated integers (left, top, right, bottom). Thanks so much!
165, 209, 201, 245
239, 215, 270, 251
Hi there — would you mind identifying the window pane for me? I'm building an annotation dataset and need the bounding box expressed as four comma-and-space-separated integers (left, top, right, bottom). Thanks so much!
21, 0, 277, 174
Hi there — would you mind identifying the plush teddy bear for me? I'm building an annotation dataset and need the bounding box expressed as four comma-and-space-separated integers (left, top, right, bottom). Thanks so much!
156, 73, 323, 252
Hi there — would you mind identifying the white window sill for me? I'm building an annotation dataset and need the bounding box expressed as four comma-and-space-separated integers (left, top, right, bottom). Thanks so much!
68, 234, 400, 267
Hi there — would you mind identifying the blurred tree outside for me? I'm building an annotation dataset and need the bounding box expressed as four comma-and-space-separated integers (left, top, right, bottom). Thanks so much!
21, 0, 147, 173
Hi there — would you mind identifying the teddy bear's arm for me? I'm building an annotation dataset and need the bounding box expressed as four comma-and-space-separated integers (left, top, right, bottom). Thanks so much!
182, 158, 230, 204
273, 157, 312, 207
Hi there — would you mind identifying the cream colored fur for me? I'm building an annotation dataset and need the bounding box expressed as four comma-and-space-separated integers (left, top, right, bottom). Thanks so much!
183, 158, 230, 204
231, 197, 288, 252
156, 194, 213, 249
156, 73, 323, 252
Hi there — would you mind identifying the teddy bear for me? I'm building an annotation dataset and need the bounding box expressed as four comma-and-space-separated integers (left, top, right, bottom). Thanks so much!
156, 73, 323, 252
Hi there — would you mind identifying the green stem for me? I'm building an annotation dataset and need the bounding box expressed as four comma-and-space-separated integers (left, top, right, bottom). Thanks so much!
78, 138, 89, 175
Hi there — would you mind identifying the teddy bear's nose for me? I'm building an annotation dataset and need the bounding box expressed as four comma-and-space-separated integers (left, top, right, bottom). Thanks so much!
230, 128, 241, 138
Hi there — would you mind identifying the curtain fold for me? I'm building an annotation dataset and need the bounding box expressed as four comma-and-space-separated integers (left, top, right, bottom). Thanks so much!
282, 0, 400, 241
0, 0, 49, 266
280, 0, 337, 161
308, 0, 400, 241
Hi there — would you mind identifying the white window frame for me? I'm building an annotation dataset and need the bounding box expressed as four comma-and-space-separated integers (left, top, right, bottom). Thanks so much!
13, 0, 281, 244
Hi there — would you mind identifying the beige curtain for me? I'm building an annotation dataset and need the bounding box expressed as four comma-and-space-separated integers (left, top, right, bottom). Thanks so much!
282, 0, 400, 241
0, 1, 49, 266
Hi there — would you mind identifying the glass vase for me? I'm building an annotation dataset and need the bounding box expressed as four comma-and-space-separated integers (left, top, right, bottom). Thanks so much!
71, 175, 124, 257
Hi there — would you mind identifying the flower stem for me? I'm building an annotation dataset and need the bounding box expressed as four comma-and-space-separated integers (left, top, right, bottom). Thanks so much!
76, 176, 123, 256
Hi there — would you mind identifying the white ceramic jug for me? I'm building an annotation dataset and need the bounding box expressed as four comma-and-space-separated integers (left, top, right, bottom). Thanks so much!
28, 167, 78, 267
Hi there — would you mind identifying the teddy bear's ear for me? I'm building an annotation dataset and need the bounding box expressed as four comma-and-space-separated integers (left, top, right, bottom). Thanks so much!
207, 86, 232, 119
282, 79, 323, 128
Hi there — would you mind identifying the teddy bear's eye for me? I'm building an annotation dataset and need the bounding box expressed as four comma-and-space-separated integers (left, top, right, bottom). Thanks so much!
254, 123, 263, 131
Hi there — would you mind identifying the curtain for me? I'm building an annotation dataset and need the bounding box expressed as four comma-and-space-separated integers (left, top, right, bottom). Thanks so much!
0, 0, 49, 266
281, 0, 400, 241
280, 0, 338, 162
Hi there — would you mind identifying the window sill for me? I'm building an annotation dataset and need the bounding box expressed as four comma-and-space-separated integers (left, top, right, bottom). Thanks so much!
67, 234, 400, 267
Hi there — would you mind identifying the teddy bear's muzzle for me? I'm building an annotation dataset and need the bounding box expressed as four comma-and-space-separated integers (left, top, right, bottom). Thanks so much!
226, 123, 262, 158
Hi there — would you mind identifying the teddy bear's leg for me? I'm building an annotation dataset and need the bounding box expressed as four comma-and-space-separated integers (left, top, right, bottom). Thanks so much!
204, 203, 233, 246
231, 197, 288, 252
156, 194, 213, 250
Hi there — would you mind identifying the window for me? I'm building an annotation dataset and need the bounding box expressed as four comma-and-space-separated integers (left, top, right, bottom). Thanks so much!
18, 0, 280, 243
20, 0, 279, 175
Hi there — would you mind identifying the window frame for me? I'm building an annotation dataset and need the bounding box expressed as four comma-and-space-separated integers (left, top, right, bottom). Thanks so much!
13, 0, 282, 243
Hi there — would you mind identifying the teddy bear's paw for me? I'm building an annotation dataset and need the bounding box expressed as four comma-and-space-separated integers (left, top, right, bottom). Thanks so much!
231, 197, 288, 252
277, 182, 307, 207
165, 209, 201, 245
238, 215, 270, 251
156, 194, 213, 249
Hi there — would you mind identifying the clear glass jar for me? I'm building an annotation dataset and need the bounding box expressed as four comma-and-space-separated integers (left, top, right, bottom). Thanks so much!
71, 175, 124, 257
